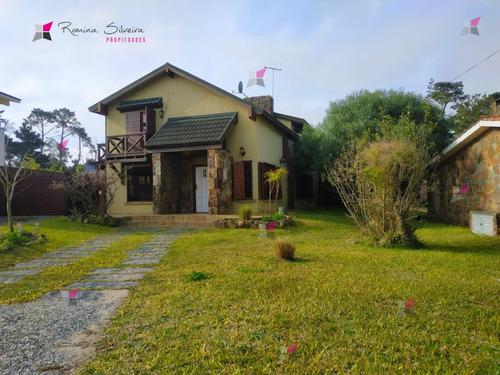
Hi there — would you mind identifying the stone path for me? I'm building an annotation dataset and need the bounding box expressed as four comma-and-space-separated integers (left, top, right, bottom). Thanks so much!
0, 226, 195, 374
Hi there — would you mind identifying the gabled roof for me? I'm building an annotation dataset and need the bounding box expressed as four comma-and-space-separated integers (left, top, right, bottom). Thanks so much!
0, 91, 21, 106
145, 112, 238, 151
437, 116, 500, 164
116, 97, 163, 112
88, 63, 298, 140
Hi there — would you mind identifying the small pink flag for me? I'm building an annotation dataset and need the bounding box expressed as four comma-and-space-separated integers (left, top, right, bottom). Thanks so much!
287, 344, 297, 354
256, 68, 266, 79
69, 288, 79, 299
58, 140, 68, 150
405, 298, 415, 309
267, 221, 277, 231
460, 184, 470, 194
470, 17, 480, 27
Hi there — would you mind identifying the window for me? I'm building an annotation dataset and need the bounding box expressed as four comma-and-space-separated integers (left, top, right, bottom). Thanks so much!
233, 161, 252, 200
127, 164, 152, 201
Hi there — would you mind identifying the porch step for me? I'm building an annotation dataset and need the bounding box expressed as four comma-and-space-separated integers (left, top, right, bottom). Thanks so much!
122, 214, 233, 228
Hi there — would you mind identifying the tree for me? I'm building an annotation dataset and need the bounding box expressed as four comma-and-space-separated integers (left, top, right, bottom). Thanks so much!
53, 108, 80, 169
427, 79, 467, 115
7, 123, 50, 167
0, 155, 39, 232
453, 92, 500, 135
297, 89, 451, 172
71, 124, 95, 168
326, 110, 434, 247
22, 108, 56, 155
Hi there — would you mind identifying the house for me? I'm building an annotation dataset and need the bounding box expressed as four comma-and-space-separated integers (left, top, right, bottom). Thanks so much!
89, 63, 308, 216
0, 91, 21, 167
428, 98, 500, 227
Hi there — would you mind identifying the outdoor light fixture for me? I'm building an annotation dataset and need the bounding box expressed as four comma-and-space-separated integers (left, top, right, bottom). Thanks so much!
159, 108, 165, 118
280, 156, 287, 164
240, 146, 246, 156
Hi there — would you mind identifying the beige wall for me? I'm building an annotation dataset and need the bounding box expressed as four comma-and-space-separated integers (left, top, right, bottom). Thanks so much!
104, 72, 290, 215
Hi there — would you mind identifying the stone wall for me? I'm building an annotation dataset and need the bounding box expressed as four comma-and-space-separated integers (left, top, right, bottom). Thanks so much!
207, 149, 233, 215
152, 151, 207, 214
245, 96, 274, 114
429, 128, 500, 226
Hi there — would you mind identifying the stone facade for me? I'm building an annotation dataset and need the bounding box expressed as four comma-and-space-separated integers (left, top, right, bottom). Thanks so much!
429, 128, 500, 226
152, 151, 206, 214
207, 149, 233, 215
244, 96, 274, 114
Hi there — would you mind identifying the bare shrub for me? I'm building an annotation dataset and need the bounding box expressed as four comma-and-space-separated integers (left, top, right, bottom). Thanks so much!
326, 110, 434, 247
51, 169, 119, 219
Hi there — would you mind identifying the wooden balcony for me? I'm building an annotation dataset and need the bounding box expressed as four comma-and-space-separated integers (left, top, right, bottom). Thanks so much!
98, 132, 148, 163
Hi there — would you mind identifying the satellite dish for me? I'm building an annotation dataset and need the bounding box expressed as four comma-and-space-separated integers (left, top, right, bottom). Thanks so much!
238, 81, 243, 94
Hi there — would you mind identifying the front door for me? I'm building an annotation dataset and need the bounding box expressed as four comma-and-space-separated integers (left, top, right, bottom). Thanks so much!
195, 166, 208, 212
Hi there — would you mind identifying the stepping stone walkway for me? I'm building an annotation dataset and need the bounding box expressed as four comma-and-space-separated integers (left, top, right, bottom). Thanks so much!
0, 232, 130, 285
64, 229, 189, 290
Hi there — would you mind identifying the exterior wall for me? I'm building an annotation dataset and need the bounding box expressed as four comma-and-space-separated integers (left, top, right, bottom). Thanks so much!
429, 128, 500, 226
207, 149, 233, 214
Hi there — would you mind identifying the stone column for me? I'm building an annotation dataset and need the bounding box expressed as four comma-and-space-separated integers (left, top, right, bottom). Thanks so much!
207, 149, 234, 215
152, 152, 165, 214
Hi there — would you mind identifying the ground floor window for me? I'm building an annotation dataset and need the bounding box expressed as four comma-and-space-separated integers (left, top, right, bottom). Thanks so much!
127, 163, 152, 201
234, 161, 252, 200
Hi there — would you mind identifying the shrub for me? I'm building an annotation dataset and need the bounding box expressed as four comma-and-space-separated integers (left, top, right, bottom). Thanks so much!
239, 205, 252, 220
186, 271, 210, 282
272, 238, 296, 261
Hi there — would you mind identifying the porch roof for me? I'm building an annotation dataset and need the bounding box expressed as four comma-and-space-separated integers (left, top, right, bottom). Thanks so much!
145, 112, 238, 150
116, 97, 163, 112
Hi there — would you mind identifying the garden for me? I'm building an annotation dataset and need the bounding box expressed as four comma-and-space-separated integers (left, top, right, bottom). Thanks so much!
74, 211, 499, 374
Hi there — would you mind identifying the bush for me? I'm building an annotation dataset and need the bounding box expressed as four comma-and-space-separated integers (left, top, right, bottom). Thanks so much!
239, 205, 252, 220
272, 238, 296, 261
186, 271, 210, 282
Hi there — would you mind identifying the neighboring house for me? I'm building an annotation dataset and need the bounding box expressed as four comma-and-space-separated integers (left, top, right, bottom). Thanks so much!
428, 98, 500, 227
89, 63, 308, 216
0, 91, 21, 167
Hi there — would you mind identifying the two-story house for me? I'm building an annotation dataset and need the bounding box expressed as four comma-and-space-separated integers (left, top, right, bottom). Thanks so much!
89, 63, 308, 217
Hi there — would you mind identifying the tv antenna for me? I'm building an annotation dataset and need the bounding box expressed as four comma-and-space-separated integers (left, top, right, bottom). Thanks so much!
264, 65, 282, 98
232, 81, 248, 98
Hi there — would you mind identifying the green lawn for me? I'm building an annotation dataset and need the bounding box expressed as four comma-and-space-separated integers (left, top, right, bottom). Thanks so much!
79, 211, 500, 374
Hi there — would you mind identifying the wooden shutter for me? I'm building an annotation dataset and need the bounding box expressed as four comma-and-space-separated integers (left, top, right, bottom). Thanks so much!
126, 112, 141, 134
233, 162, 245, 200
146, 106, 156, 139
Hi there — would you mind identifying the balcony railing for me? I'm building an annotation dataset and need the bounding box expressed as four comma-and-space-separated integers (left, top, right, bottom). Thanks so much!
99, 132, 148, 163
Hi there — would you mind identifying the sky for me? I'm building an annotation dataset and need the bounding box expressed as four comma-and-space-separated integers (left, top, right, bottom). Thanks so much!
1, 0, 499, 161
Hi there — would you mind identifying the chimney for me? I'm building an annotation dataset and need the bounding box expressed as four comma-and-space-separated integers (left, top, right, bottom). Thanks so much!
245, 95, 274, 114
492, 98, 500, 117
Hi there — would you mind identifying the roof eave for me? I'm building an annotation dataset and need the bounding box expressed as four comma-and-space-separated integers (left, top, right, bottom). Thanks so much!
436, 119, 500, 164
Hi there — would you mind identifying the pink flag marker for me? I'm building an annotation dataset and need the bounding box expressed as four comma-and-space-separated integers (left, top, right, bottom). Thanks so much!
470, 17, 480, 27
267, 221, 277, 231
69, 288, 79, 299
58, 140, 68, 150
256, 68, 266, 78
405, 298, 415, 309
287, 344, 297, 354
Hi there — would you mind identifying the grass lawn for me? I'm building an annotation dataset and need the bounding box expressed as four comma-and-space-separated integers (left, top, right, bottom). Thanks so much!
80, 211, 500, 374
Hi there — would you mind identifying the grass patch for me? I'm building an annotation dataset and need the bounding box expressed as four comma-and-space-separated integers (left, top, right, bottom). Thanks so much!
80, 211, 500, 373
0, 232, 155, 303
0, 217, 112, 271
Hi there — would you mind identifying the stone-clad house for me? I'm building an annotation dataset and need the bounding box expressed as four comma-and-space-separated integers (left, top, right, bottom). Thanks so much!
428, 99, 500, 227
89, 63, 308, 217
